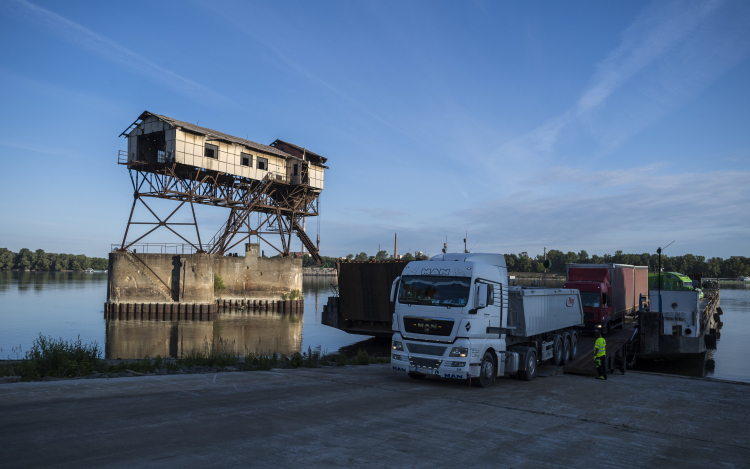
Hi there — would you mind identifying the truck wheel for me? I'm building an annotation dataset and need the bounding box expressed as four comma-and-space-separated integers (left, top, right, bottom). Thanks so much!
518, 350, 537, 381
562, 336, 571, 365
471, 351, 495, 388
408, 372, 426, 379
552, 335, 564, 366
570, 333, 578, 359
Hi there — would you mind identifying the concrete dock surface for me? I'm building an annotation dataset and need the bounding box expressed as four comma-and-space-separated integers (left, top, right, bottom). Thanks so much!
1, 365, 748, 468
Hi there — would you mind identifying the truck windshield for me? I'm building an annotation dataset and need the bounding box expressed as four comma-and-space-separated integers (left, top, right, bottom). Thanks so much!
399, 276, 471, 307
580, 292, 601, 308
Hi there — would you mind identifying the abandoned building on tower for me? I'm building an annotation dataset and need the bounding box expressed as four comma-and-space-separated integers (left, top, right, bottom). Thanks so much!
106, 111, 329, 318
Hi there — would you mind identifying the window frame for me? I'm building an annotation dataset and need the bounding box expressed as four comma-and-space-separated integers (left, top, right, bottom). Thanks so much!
257, 157, 268, 171
241, 152, 253, 168
204, 143, 219, 159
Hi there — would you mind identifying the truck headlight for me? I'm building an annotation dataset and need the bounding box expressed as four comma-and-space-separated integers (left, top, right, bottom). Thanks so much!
450, 361, 466, 367
449, 347, 468, 357
392, 340, 403, 351
392, 353, 407, 361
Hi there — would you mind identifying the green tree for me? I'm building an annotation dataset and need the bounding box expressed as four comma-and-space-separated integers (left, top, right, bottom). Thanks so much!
354, 252, 368, 261
401, 252, 414, 261
32, 250, 52, 271
504, 253, 518, 271
517, 252, 532, 272
577, 250, 589, 263
16, 248, 34, 270
0, 249, 14, 270
375, 250, 389, 261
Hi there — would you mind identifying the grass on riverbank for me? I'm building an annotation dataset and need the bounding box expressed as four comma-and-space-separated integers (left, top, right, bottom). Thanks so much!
0, 334, 389, 382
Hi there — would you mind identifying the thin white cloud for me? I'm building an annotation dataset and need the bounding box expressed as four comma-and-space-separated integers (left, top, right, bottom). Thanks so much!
494, 0, 750, 162
6, 0, 227, 105
576, 0, 722, 114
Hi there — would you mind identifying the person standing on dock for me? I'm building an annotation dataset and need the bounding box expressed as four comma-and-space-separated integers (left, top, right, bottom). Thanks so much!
594, 330, 607, 380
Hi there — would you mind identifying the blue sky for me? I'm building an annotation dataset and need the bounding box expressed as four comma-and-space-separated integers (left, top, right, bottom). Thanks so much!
0, 0, 748, 259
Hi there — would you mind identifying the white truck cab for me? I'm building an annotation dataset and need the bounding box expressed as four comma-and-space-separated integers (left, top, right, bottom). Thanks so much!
390, 253, 583, 387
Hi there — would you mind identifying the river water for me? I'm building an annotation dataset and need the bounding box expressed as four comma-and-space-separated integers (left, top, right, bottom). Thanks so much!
0, 272, 374, 361
1, 273, 748, 383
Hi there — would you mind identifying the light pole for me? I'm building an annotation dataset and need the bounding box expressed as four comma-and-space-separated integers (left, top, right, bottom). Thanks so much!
656, 241, 674, 313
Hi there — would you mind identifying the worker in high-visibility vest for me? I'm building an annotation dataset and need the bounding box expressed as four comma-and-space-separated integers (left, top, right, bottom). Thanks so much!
594, 330, 607, 380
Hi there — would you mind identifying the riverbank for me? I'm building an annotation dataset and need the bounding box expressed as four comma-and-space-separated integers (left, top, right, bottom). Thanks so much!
0, 364, 747, 467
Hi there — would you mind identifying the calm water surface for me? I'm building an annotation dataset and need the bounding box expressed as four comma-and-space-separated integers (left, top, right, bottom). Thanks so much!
0, 272, 374, 360
1, 273, 748, 382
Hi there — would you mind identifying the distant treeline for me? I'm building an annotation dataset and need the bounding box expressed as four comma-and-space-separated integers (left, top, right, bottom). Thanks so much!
0, 248, 108, 271
303, 249, 750, 278
504, 250, 750, 278
301, 250, 430, 268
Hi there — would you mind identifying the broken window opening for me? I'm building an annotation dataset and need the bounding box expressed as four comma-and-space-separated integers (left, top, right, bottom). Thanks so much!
136, 131, 166, 164
257, 157, 268, 171
241, 152, 252, 167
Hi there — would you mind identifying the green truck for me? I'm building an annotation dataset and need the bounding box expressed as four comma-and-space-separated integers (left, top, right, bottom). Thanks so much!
648, 272, 695, 291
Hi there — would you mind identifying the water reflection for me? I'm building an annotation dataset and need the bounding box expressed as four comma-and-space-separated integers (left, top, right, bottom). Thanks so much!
105, 310, 302, 359
631, 351, 716, 378
0, 271, 107, 294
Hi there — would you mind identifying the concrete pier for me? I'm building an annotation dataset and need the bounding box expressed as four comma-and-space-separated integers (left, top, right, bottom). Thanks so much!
106, 244, 303, 313
1, 365, 748, 467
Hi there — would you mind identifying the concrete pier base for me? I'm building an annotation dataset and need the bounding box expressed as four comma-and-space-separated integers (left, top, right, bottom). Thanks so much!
104, 302, 219, 321
106, 250, 303, 318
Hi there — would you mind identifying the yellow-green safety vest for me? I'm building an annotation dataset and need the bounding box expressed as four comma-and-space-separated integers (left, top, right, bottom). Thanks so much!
595, 337, 606, 358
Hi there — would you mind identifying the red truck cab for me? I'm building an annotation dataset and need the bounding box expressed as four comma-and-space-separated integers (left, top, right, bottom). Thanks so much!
563, 268, 612, 333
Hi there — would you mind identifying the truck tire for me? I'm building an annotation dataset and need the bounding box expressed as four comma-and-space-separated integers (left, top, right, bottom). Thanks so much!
570, 332, 578, 359
518, 350, 537, 381
562, 334, 571, 365
408, 372, 426, 379
471, 351, 495, 388
552, 335, 564, 366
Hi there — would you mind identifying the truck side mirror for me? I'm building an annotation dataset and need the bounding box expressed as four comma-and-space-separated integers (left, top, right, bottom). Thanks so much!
390, 276, 401, 303
476, 283, 488, 309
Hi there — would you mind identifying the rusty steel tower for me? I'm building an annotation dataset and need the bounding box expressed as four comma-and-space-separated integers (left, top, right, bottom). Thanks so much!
117, 111, 326, 262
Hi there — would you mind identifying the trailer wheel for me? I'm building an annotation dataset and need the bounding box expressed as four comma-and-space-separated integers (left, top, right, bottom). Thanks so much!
518, 350, 537, 381
552, 335, 564, 366
570, 332, 578, 359
471, 351, 495, 388
562, 335, 571, 365
408, 372, 426, 380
